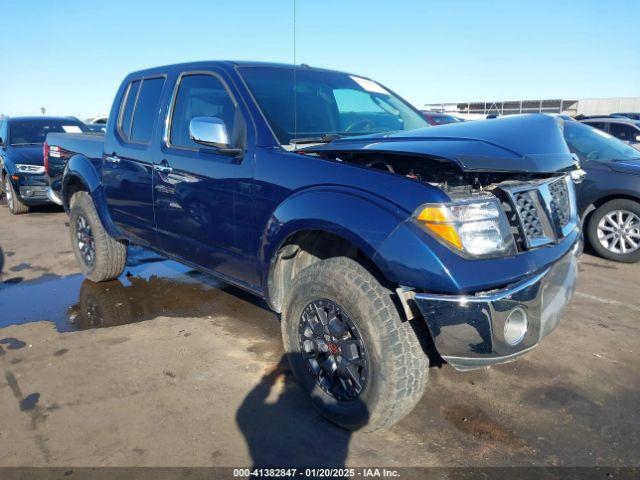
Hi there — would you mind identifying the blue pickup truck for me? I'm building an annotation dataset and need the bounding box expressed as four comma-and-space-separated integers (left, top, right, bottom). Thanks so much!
45, 61, 581, 431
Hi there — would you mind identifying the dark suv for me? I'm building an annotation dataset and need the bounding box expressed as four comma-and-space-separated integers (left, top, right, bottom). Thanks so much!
0, 116, 88, 214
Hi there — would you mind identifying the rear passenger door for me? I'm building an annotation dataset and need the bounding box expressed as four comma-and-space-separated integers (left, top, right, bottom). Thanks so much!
102, 76, 166, 245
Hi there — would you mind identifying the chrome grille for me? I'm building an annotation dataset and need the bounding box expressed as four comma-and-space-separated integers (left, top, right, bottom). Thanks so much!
548, 177, 571, 227
513, 192, 545, 240
501, 175, 577, 250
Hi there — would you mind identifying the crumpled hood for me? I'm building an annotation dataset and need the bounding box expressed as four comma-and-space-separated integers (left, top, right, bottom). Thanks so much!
7, 146, 44, 166
608, 159, 640, 176
304, 114, 578, 174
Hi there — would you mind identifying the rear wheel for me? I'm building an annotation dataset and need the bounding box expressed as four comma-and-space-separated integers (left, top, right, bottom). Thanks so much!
587, 199, 640, 263
281, 256, 429, 431
5, 177, 30, 215
69, 192, 127, 282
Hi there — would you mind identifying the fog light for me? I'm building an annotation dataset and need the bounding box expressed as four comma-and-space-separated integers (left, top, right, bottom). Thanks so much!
504, 307, 528, 345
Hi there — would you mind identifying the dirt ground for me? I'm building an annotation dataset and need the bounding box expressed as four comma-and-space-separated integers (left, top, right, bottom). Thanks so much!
0, 203, 638, 470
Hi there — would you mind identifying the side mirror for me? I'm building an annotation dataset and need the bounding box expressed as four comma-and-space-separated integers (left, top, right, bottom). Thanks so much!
189, 116, 231, 149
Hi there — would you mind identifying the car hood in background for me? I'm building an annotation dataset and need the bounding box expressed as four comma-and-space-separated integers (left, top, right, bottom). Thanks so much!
6, 146, 44, 166
304, 114, 578, 174
608, 159, 640, 176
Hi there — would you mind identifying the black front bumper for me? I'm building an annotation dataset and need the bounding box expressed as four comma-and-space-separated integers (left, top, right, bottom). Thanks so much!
412, 240, 581, 371
13, 175, 51, 205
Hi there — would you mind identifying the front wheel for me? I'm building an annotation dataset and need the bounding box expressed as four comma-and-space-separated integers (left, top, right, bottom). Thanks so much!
69, 191, 127, 282
587, 199, 640, 263
5, 177, 30, 215
281, 257, 429, 431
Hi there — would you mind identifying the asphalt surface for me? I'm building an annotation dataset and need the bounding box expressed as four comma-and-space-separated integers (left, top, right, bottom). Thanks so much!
0, 203, 638, 469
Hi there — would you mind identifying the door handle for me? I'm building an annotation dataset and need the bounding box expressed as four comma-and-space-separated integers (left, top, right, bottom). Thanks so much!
153, 164, 173, 174
105, 155, 121, 164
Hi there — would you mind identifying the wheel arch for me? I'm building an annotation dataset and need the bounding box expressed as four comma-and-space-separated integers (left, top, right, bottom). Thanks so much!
62, 155, 123, 240
260, 187, 409, 312
582, 193, 640, 227
266, 228, 392, 313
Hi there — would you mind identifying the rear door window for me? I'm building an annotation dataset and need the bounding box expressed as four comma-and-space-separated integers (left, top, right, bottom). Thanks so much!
118, 80, 141, 139
130, 77, 165, 143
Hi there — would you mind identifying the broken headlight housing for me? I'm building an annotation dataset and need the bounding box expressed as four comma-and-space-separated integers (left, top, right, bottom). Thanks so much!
413, 197, 516, 258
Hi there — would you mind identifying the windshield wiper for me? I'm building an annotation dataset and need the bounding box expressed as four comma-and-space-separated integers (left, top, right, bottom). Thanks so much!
290, 134, 343, 145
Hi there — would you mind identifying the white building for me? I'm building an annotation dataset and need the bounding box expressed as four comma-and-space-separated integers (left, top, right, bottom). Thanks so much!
424, 97, 640, 120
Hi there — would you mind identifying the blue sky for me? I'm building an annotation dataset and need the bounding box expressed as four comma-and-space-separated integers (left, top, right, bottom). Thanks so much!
1, 0, 639, 118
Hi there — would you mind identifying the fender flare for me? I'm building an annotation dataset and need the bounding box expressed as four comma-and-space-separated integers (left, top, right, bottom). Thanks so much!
62, 154, 123, 240
259, 185, 409, 292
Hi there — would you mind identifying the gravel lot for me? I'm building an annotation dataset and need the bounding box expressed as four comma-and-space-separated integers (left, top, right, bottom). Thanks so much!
0, 203, 638, 470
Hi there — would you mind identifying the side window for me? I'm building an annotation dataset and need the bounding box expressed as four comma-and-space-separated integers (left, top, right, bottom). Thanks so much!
118, 80, 141, 139
169, 74, 238, 149
585, 121, 605, 131
0, 120, 6, 144
609, 123, 635, 141
130, 77, 165, 143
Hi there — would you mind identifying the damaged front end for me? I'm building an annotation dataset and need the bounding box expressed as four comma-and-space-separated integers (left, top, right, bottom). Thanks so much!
302, 114, 582, 369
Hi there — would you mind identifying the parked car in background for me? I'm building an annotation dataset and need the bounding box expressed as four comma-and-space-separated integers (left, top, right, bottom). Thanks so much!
46, 61, 581, 431
420, 111, 464, 125
562, 120, 640, 262
85, 117, 108, 125
579, 117, 640, 150
0, 116, 88, 214
84, 117, 108, 133
611, 112, 640, 121
84, 123, 107, 133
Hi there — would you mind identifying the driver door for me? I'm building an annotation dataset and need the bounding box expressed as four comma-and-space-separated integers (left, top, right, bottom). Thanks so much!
153, 71, 254, 283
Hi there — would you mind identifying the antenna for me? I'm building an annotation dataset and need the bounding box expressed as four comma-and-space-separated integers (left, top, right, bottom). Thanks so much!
293, 0, 297, 143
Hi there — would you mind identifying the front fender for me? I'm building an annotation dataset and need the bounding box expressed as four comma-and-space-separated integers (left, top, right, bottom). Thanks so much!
63, 155, 123, 240
374, 218, 581, 294
259, 186, 409, 288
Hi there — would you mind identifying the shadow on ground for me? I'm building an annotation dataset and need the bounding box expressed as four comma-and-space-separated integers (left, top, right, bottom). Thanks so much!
236, 355, 364, 468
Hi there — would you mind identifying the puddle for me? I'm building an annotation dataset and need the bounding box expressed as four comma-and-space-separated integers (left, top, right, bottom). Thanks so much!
0, 247, 268, 333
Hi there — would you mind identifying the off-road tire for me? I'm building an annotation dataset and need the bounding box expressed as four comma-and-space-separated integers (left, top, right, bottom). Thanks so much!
5, 176, 30, 215
69, 191, 127, 282
281, 256, 429, 432
587, 199, 640, 263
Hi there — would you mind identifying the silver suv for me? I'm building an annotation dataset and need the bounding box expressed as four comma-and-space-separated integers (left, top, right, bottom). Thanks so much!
580, 117, 640, 150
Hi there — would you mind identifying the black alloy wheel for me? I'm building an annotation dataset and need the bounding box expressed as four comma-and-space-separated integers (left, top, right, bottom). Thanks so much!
75, 214, 96, 269
298, 299, 368, 401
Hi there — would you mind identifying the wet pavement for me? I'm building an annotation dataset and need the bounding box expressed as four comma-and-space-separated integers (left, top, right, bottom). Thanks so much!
0, 204, 639, 468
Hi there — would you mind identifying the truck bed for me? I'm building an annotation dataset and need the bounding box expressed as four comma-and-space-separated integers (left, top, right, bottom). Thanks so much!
46, 132, 105, 198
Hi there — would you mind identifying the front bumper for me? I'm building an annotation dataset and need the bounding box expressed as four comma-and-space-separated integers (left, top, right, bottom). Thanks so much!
412, 239, 581, 371
13, 174, 51, 205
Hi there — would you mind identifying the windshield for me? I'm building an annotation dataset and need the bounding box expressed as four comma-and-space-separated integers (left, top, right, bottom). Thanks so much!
9, 119, 87, 146
563, 121, 640, 163
239, 66, 428, 145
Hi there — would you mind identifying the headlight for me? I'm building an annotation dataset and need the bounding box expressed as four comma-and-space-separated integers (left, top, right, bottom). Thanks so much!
15, 164, 45, 174
413, 197, 516, 258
